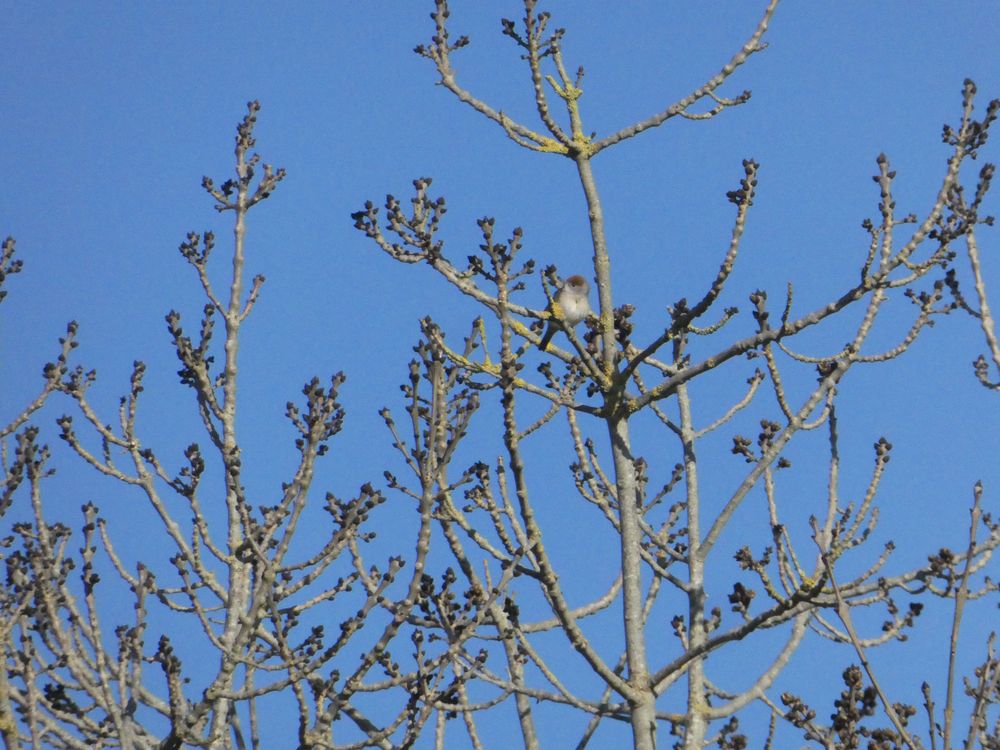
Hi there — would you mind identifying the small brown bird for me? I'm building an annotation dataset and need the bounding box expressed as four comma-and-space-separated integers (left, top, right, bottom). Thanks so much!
539, 275, 591, 350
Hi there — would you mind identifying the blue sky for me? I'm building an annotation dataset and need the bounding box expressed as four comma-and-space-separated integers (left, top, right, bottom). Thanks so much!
2, 2, 998, 747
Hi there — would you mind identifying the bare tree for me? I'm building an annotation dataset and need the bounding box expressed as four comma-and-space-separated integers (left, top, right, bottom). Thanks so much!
0, 104, 502, 750
351, 1, 1000, 748
2, 2, 999, 750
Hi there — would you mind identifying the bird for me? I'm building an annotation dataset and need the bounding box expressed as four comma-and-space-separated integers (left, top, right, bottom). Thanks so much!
538, 274, 592, 351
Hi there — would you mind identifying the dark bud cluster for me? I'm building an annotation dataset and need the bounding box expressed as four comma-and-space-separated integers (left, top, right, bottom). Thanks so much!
731, 435, 754, 463
728, 582, 755, 615
748, 290, 769, 331
0, 236, 24, 304
873, 437, 893, 465
941, 81, 999, 159
614, 304, 635, 349
726, 159, 759, 206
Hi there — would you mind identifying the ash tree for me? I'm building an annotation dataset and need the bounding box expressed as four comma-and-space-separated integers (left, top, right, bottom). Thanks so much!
2, 2, 999, 750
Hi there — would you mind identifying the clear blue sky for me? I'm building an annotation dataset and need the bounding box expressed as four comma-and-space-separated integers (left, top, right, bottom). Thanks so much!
2, 3, 998, 747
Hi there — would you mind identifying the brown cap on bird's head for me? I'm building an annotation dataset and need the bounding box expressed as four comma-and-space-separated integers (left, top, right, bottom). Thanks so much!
564, 275, 589, 292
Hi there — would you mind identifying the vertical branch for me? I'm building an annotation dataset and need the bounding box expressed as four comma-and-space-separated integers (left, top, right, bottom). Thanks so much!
676, 375, 707, 748
574, 157, 616, 375
943, 482, 984, 749
574, 142, 657, 748
571, 151, 657, 745
606, 411, 656, 750
488, 240, 542, 750
210, 102, 257, 746
961, 634, 999, 750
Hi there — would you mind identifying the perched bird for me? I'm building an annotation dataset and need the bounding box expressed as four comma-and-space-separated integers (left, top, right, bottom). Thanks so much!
539, 274, 591, 351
